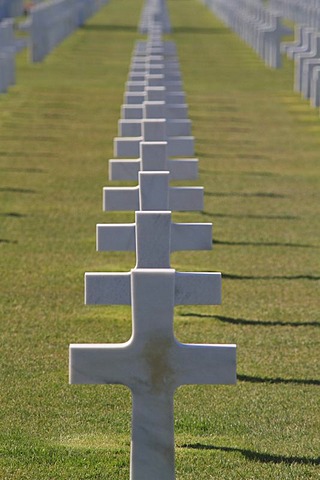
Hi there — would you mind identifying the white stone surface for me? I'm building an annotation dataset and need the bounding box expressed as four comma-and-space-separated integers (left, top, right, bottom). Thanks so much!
118, 101, 192, 135
0, 18, 16, 93
109, 141, 198, 181
96, 211, 212, 255
103, 171, 203, 211
114, 119, 194, 158
135, 40, 176, 56
129, 69, 181, 82
85, 272, 131, 305
203, 0, 283, 68
310, 66, 320, 107
294, 33, 320, 93
30, 0, 109, 62
121, 102, 188, 119
301, 58, 320, 99
70, 269, 236, 479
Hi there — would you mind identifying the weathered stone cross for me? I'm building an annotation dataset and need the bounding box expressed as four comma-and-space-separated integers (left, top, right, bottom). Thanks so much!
114, 118, 194, 158
109, 140, 198, 181
103, 170, 203, 211
96, 210, 212, 253
69, 212, 236, 480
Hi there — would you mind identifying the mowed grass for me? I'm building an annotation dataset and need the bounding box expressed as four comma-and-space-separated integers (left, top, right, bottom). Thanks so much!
0, 0, 319, 478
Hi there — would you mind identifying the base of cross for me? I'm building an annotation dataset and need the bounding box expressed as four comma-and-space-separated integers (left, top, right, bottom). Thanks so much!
70, 269, 236, 480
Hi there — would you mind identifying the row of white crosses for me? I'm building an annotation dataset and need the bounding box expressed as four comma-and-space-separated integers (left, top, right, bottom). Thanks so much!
281, 24, 320, 108
269, 0, 320, 28
0, 18, 16, 94
0, 0, 23, 20
139, 0, 171, 34
203, 0, 284, 68
69, 2, 237, 478
29, 0, 109, 63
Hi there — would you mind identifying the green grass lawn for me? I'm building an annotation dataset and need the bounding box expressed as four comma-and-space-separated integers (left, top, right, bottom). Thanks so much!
1, 0, 319, 478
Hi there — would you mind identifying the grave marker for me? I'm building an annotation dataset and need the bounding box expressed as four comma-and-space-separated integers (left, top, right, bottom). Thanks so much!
103, 171, 203, 211
109, 141, 198, 181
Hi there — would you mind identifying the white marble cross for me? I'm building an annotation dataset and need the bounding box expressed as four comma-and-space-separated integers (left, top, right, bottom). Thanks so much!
109, 141, 197, 181
129, 67, 181, 82
114, 118, 194, 158
97, 210, 212, 255
70, 269, 236, 480
122, 95, 188, 118
134, 39, 176, 56
118, 101, 192, 137
103, 171, 203, 212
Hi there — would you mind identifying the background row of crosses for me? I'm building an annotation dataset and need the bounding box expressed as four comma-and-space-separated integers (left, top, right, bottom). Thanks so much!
69, 5, 236, 479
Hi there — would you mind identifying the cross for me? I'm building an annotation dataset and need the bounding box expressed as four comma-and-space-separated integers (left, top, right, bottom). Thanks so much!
114, 118, 194, 158
118, 101, 192, 137
128, 60, 181, 81
103, 171, 204, 212
121, 91, 189, 119
109, 141, 198, 181
70, 268, 236, 480
129, 67, 180, 82
134, 39, 176, 57
96, 210, 212, 255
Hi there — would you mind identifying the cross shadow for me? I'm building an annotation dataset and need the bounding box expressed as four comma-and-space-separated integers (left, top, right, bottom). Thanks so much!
0, 212, 27, 218
204, 191, 286, 198
83, 24, 137, 33
179, 444, 320, 466
237, 374, 320, 387
0, 166, 46, 173
0, 239, 18, 244
180, 313, 319, 328
213, 238, 316, 248
201, 210, 298, 220
222, 273, 320, 281
0, 187, 37, 194
173, 26, 230, 35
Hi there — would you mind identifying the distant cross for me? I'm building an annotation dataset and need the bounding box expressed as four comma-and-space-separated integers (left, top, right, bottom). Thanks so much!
70, 211, 236, 480
114, 118, 194, 158
96, 210, 212, 254
109, 140, 198, 181
118, 101, 191, 138
70, 269, 236, 480
103, 170, 203, 212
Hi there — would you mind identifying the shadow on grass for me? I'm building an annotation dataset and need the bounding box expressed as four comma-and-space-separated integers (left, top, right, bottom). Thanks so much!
0, 167, 46, 173
202, 211, 298, 220
222, 273, 320, 281
0, 187, 37, 194
180, 443, 320, 466
204, 191, 286, 198
213, 238, 315, 248
237, 374, 320, 386
0, 239, 17, 244
180, 313, 319, 328
83, 24, 137, 32
199, 168, 276, 176
173, 26, 230, 35
0, 212, 26, 218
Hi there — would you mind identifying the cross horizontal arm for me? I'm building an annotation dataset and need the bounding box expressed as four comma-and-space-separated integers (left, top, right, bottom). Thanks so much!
96, 221, 212, 252
103, 185, 203, 211
109, 158, 198, 181
174, 343, 237, 386
85, 272, 131, 305
171, 223, 212, 251
114, 136, 194, 158
96, 224, 135, 251
174, 272, 221, 305
69, 341, 135, 385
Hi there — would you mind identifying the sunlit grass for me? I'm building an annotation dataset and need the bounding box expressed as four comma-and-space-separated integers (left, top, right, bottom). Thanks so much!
0, 0, 319, 478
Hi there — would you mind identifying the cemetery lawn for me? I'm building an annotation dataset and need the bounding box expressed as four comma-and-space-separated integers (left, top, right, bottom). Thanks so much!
0, 0, 319, 478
